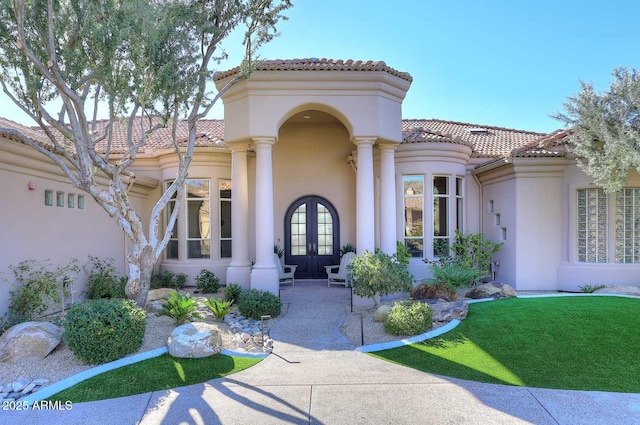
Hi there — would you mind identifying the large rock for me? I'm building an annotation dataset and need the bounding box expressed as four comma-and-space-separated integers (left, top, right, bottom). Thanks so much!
167, 322, 222, 358
411, 284, 455, 301
0, 321, 63, 363
147, 288, 176, 302
593, 285, 640, 296
431, 301, 468, 322
373, 305, 392, 322
466, 282, 516, 299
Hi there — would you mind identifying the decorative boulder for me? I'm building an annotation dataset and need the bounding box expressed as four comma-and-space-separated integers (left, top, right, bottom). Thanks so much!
411, 284, 452, 300
593, 285, 640, 296
466, 282, 516, 299
167, 322, 222, 358
373, 305, 392, 322
0, 321, 63, 363
147, 288, 176, 302
431, 301, 468, 322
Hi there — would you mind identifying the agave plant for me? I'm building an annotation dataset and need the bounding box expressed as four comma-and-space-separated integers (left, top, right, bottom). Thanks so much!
156, 292, 202, 326
204, 297, 234, 320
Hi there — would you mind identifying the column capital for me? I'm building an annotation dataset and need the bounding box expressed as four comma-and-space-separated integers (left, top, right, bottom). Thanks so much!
352, 136, 377, 147
377, 142, 398, 152
252, 137, 277, 147
226, 141, 250, 152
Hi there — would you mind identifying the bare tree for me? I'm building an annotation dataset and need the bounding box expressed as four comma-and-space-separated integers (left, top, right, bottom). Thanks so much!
0, 0, 292, 306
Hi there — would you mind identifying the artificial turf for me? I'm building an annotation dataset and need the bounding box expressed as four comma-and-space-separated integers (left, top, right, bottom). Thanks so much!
370, 296, 640, 393
48, 353, 262, 403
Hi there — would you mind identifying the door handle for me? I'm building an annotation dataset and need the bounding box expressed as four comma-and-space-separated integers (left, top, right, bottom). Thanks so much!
313, 243, 317, 256
308, 242, 312, 256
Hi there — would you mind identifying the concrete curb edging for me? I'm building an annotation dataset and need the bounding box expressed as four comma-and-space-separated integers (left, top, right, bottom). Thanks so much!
20, 347, 267, 406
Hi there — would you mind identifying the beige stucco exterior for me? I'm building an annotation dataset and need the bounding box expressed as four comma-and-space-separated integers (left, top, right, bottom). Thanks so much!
3, 59, 640, 318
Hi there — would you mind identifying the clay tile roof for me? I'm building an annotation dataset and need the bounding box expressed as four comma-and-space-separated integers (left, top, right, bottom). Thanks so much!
510, 128, 571, 158
29, 118, 225, 154
0, 117, 53, 146
214, 58, 413, 82
402, 118, 546, 159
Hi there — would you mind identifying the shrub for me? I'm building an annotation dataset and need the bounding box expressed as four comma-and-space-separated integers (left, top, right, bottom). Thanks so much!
424, 258, 481, 300
3, 259, 79, 327
156, 292, 202, 326
451, 231, 502, 283
339, 243, 356, 258
84, 256, 126, 299
579, 284, 607, 293
150, 271, 186, 290
349, 249, 412, 304
195, 269, 220, 293
204, 297, 234, 320
224, 283, 242, 302
64, 298, 147, 364
237, 289, 281, 320
384, 300, 432, 336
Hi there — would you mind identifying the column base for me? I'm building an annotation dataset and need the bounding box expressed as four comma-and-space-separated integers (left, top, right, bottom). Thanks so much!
226, 264, 252, 290
250, 267, 279, 296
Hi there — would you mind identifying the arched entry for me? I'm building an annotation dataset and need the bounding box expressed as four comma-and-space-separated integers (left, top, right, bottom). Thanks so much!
285, 196, 340, 279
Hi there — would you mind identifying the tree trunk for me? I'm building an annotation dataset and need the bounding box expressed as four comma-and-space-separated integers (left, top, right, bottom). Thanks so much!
125, 245, 156, 307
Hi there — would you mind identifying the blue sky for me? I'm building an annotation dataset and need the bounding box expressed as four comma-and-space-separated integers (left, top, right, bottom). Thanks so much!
2, 0, 639, 133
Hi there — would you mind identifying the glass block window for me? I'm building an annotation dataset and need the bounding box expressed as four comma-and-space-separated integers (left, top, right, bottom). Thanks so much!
77, 195, 85, 209
291, 203, 307, 256
577, 189, 607, 263
317, 203, 333, 255
68, 193, 75, 208
186, 179, 210, 259
219, 179, 232, 259
165, 181, 179, 259
433, 176, 449, 257
44, 190, 53, 206
56, 191, 65, 207
615, 189, 640, 263
403, 176, 424, 257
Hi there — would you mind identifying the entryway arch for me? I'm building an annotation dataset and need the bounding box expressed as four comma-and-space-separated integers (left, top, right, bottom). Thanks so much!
284, 195, 340, 279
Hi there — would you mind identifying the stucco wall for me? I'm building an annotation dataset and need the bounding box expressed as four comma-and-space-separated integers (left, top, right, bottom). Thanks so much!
0, 140, 145, 317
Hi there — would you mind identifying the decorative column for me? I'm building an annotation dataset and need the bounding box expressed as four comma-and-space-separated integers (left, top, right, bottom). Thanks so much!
354, 137, 376, 254
250, 137, 279, 295
226, 142, 251, 289
379, 143, 397, 255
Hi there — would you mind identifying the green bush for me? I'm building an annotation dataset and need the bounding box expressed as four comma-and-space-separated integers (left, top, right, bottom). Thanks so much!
156, 292, 202, 326
237, 289, 281, 320
384, 300, 432, 336
84, 256, 126, 299
349, 249, 412, 304
150, 271, 186, 290
424, 258, 481, 300
579, 284, 607, 293
451, 231, 502, 283
224, 283, 242, 302
195, 269, 220, 293
339, 243, 356, 258
2, 259, 79, 328
64, 298, 147, 364
204, 297, 234, 320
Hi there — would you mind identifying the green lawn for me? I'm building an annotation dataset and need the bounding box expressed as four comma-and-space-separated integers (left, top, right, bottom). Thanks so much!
370, 296, 640, 393
48, 353, 262, 403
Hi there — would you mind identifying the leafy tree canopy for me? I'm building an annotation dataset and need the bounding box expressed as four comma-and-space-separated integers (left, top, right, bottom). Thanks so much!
555, 67, 640, 192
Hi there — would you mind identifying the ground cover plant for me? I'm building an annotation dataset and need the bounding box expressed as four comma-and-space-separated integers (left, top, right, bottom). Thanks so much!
370, 296, 640, 393
48, 353, 261, 403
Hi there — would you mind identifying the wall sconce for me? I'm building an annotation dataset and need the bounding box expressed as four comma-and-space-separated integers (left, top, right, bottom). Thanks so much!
28, 181, 36, 190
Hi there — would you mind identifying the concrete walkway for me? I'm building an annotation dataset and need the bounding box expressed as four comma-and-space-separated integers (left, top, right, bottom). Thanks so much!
6, 281, 640, 424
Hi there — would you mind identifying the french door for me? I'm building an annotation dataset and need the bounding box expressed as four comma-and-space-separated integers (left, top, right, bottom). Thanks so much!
285, 196, 340, 279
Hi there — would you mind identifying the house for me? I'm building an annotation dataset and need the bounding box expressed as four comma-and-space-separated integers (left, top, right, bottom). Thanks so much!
1, 58, 638, 315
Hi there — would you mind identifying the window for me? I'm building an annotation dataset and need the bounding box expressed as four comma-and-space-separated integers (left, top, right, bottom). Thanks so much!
433, 176, 449, 257
489, 200, 494, 212
577, 189, 607, 263
44, 190, 53, 206
501, 227, 507, 241
78, 195, 85, 210
615, 189, 640, 263
403, 176, 424, 257
56, 191, 64, 207
219, 179, 232, 258
165, 181, 178, 259
291, 203, 307, 256
317, 203, 334, 255
495, 213, 501, 226
456, 177, 464, 231
186, 179, 210, 259
68, 193, 75, 208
